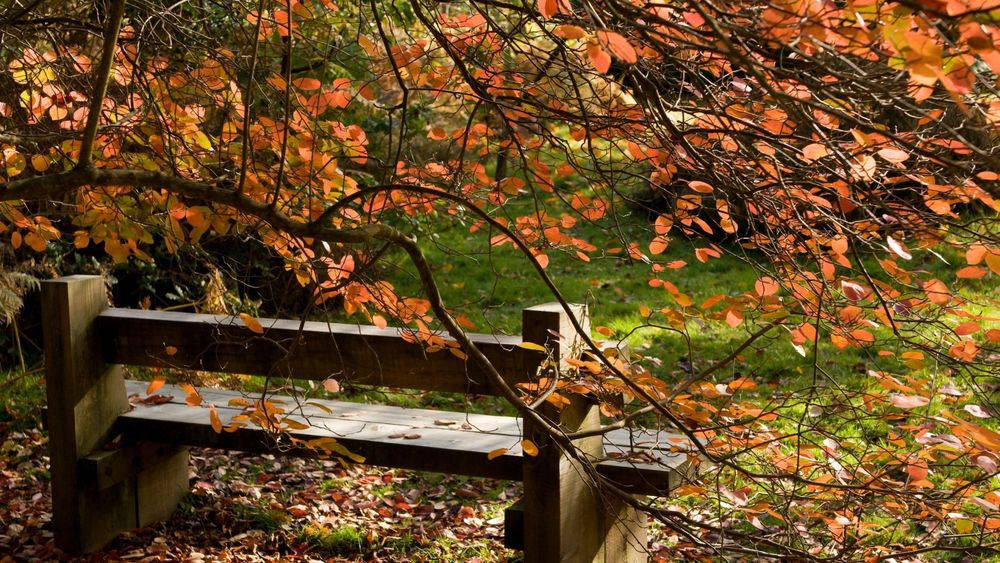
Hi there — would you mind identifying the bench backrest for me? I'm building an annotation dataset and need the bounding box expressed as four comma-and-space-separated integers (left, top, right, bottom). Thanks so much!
94, 288, 588, 396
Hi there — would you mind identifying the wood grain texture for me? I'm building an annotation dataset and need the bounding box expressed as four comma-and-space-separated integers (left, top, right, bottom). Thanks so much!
42, 276, 136, 554
98, 308, 538, 395
109, 380, 688, 495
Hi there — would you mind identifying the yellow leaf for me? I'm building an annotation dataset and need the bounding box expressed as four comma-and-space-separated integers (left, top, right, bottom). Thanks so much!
164, 345, 178, 356
283, 418, 309, 430
521, 439, 539, 457
517, 341, 547, 352
488, 447, 508, 460
240, 313, 265, 334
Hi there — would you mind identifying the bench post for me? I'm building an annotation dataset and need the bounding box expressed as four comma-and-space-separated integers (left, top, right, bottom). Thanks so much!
520, 304, 647, 562
43, 276, 189, 554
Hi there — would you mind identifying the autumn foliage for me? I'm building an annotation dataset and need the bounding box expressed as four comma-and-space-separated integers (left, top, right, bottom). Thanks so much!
1, 0, 999, 559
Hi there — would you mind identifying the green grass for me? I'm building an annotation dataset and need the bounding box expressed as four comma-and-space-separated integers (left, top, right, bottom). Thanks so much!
299, 524, 375, 557
0, 368, 46, 433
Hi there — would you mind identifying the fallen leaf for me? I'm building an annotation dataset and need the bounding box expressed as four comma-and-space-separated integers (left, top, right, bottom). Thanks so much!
965, 404, 991, 418
890, 394, 930, 409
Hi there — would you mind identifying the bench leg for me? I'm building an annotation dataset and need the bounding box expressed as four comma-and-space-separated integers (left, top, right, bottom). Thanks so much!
135, 444, 190, 525
43, 276, 189, 554
521, 398, 647, 562
519, 304, 647, 562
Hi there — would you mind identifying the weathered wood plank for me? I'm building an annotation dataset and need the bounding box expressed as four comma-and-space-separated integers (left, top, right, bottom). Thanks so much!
119, 380, 690, 495
99, 308, 543, 395
43, 276, 136, 554
116, 399, 526, 481
115, 380, 689, 495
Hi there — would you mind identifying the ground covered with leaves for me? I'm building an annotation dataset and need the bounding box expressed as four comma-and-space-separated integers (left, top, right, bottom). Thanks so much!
0, 419, 685, 562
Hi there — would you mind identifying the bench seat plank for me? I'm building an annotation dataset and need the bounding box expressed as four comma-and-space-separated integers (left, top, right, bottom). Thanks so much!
117, 381, 691, 495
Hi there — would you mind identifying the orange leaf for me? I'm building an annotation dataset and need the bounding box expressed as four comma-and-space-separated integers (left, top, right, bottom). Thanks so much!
955, 322, 981, 336
801, 143, 828, 161
183, 384, 203, 407
923, 279, 951, 306
728, 377, 756, 391
521, 439, 539, 456
949, 340, 979, 362
209, 407, 223, 433
725, 309, 743, 328
688, 180, 713, 193
986, 252, 1000, 276
597, 30, 637, 64
323, 378, 341, 393
956, 266, 987, 279
987, 329, 1000, 343
695, 247, 721, 263
849, 329, 875, 344
372, 314, 388, 329
30, 154, 49, 172
587, 43, 611, 73
538, 0, 558, 18
428, 127, 448, 141
240, 313, 265, 334
648, 236, 668, 255
146, 376, 166, 395
164, 345, 178, 356
754, 276, 779, 297
488, 447, 508, 460
967, 244, 988, 265
554, 25, 586, 39
292, 77, 322, 91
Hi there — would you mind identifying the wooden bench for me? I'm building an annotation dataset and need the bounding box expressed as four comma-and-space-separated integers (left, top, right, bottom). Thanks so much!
42, 275, 693, 561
